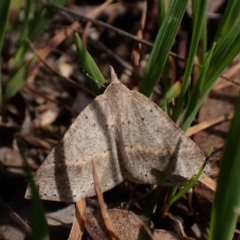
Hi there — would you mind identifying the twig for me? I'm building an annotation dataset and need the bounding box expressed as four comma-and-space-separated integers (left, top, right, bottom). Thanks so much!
92, 158, 120, 240
26, 39, 95, 97
129, 211, 155, 240
42, 1, 240, 87
0, 198, 31, 235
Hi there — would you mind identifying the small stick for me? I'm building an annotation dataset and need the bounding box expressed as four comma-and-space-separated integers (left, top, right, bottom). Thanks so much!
0, 197, 31, 235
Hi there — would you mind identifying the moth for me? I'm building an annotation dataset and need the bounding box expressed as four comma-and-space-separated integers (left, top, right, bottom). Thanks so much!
25, 67, 210, 202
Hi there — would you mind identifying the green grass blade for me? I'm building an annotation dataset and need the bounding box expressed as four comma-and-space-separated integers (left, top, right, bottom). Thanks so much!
160, 81, 181, 110
139, 0, 188, 97
209, 96, 240, 240
157, 0, 168, 26
204, 20, 240, 92
0, 0, 10, 53
3, 62, 29, 101
167, 160, 207, 207
17, 138, 50, 240
213, 1, 240, 42
157, 0, 170, 113
29, 0, 67, 41
0, 0, 10, 107
167, 186, 178, 205
194, 1, 207, 64
74, 33, 106, 95
182, 18, 240, 131
161, 60, 171, 114
18, 0, 32, 43
173, 0, 207, 121
13, 0, 67, 71
181, 43, 216, 131
12, 0, 32, 70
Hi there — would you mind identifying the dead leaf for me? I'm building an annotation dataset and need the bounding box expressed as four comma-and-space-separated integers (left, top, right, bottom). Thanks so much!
85, 209, 140, 240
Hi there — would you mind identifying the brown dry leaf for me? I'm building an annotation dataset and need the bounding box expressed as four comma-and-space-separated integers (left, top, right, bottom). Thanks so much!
191, 181, 214, 224
165, 212, 187, 238
85, 209, 140, 240
0, 198, 31, 240
212, 57, 240, 92
26, 41, 92, 97
86, 209, 196, 240
129, 211, 154, 240
186, 112, 234, 137
37, 21, 80, 61
92, 158, 120, 240
0, 223, 27, 240
82, 0, 113, 44
27, 20, 80, 85
194, 77, 239, 166
154, 229, 195, 240
19, 133, 52, 150
0, 147, 38, 176
46, 204, 75, 226
198, 175, 216, 192
68, 199, 86, 240
57, 55, 74, 78
194, 179, 216, 203
38, 103, 60, 127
